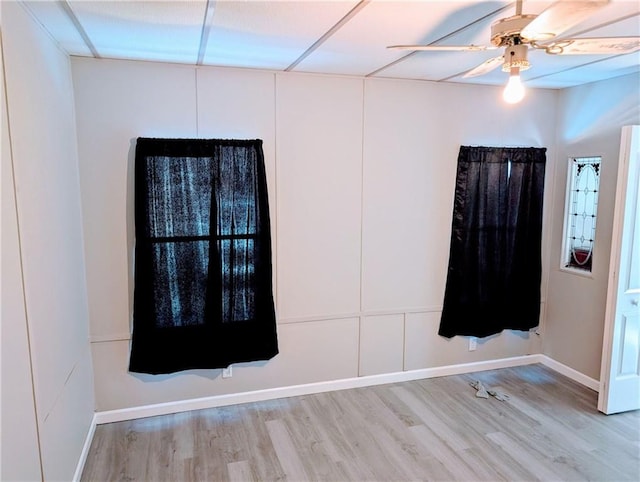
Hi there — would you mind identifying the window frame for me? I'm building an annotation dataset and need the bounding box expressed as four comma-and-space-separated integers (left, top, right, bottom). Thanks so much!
560, 156, 601, 278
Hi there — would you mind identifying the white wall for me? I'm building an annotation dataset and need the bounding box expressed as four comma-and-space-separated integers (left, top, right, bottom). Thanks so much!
1, 22, 42, 481
72, 57, 558, 412
1, 2, 94, 480
546, 72, 640, 379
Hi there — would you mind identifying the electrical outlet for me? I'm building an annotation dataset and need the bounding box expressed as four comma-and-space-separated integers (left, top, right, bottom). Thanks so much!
469, 337, 477, 351
222, 366, 232, 378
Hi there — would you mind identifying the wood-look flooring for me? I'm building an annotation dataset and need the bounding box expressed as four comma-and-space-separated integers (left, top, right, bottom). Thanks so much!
81, 364, 640, 481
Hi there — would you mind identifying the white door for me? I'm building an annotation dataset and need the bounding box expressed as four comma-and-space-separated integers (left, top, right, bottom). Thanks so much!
598, 125, 640, 414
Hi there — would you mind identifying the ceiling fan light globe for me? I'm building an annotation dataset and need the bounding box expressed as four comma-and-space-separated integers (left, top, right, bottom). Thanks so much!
503, 75, 526, 104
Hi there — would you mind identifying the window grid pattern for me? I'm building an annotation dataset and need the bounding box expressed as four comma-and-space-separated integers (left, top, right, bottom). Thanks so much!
565, 156, 600, 272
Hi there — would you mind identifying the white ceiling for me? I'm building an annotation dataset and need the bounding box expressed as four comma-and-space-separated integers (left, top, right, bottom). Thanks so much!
22, 0, 640, 89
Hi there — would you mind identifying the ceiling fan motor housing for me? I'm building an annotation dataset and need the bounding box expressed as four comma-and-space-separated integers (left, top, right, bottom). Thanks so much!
490, 14, 537, 46
503, 43, 531, 72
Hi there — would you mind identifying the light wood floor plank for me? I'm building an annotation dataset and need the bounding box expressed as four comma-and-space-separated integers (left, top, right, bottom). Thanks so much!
391, 385, 471, 452
409, 424, 477, 481
486, 430, 572, 481
265, 418, 309, 481
227, 460, 256, 482
81, 364, 640, 481
298, 393, 380, 481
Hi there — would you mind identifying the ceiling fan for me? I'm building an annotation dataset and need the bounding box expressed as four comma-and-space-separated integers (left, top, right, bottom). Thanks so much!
388, 0, 640, 103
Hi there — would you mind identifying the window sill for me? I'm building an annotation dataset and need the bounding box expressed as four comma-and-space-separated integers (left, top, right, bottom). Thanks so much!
559, 266, 594, 279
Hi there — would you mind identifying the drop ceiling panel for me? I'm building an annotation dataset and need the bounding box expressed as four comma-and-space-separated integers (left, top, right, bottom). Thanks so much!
68, 0, 207, 63
292, 0, 511, 76
202, 0, 360, 70
16, 0, 640, 90
23, 1, 94, 57
530, 53, 640, 87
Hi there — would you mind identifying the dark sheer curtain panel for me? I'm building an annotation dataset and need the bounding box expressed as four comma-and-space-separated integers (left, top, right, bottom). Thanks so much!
130, 138, 278, 374
439, 146, 546, 338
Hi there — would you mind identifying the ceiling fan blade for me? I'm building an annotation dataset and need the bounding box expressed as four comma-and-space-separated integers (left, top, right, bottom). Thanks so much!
543, 37, 640, 54
387, 44, 495, 52
521, 0, 610, 42
463, 56, 504, 78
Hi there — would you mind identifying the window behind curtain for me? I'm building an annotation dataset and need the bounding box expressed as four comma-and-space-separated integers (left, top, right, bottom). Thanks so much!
130, 138, 278, 374
439, 146, 546, 338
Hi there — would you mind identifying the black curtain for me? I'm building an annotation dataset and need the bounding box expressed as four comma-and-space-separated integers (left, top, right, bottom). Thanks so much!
129, 138, 278, 374
439, 146, 546, 338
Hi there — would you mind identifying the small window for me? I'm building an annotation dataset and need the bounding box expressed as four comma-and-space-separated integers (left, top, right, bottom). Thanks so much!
562, 156, 601, 274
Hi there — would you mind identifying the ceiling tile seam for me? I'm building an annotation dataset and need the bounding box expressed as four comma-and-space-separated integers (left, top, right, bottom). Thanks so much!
285, 0, 372, 72
366, 51, 419, 78
438, 68, 475, 82
197, 0, 216, 65
19, 1, 73, 57
58, 0, 100, 58
366, 3, 513, 78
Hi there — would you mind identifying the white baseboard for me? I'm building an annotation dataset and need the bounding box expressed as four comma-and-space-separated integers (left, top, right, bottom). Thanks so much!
73, 413, 97, 482
95, 354, 540, 424
538, 354, 600, 392
93, 356, 600, 426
